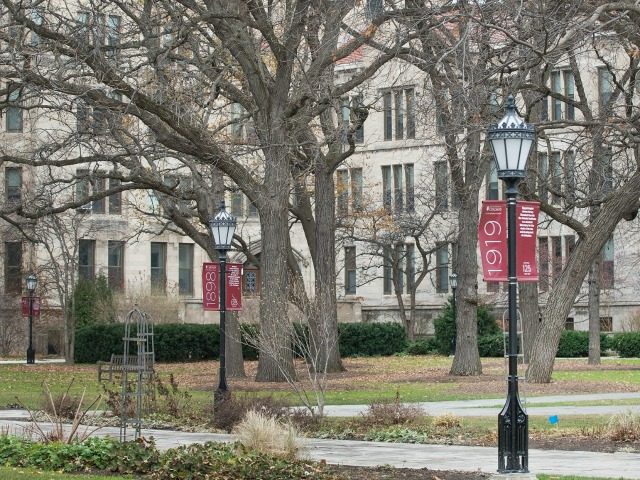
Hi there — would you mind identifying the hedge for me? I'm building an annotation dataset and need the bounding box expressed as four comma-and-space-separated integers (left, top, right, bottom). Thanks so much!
615, 332, 640, 357
75, 321, 408, 363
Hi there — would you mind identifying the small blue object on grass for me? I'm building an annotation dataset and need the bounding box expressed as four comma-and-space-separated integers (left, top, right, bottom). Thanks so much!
548, 415, 559, 425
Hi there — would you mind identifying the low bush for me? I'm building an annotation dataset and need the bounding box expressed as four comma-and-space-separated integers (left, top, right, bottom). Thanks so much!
404, 339, 438, 355
361, 392, 424, 427
433, 301, 500, 355
556, 331, 589, 357
477, 333, 504, 357
211, 394, 289, 433
233, 410, 300, 458
338, 322, 407, 357
615, 332, 640, 357
607, 411, 640, 441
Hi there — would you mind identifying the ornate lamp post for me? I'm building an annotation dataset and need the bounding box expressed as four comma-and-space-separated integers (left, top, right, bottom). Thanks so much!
487, 94, 535, 473
209, 201, 237, 404
449, 273, 458, 355
25, 273, 37, 365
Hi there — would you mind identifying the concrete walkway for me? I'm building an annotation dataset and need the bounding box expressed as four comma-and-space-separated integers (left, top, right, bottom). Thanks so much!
1, 419, 639, 478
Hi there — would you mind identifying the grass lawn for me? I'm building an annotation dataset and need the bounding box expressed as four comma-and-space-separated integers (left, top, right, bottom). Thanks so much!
0, 466, 135, 479
2, 355, 640, 410
537, 476, 625, 480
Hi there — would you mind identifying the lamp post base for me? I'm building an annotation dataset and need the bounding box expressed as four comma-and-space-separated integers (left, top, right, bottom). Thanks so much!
498, 389, 528, 473
26, 347, 35, 365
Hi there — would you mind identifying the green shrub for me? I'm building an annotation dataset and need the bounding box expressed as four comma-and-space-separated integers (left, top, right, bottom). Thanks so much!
338, 323, 407, 357
404, 339, 438, 355
433, 300, 500, 355
71, 275, 117, 328
477, 333, 504, 357
616, 332, 640, 357
556, 330, 589, 357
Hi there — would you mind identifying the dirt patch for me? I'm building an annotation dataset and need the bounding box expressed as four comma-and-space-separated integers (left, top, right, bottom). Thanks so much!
329, 465, 489, 480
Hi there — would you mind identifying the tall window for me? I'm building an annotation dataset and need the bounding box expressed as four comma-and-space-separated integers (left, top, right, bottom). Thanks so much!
78, 239, 95, 280
382, 88, 416, 141
601, 237, 614, 289
4, 242, 22, 294
599, 67, 614, 113
178, 243, 194, 295
383, 245, 393, 294
406, 243, 415, 291
550, 152, 562, 205
365, 0, 383, 19
603, 148, 614, 194
340, 96, 365, 144
107, 241, 125, 291
150, 242, 166, 293
344, 246, 356, 295
243, 263, 260, 296
550, 70, 575, 121
92, 177, 106, 214
435, 161, 449, 210
29, 9, 43, 46
5, 167, 22, 203
351, 168, 363, 212
337, 170, 349, 216
564, 151, 576, 204
539, 237, 549, 292
537, 153, 548, 203
394, 243, 405, 294
435, 244, 449, 293
230, 190, 244, 217
486, 163, 499, 200
552, 236, 562, 282
382, 164, 414, 213
105, 14, 121, 49
6, 86, 23, 133
109, 178, 122, 214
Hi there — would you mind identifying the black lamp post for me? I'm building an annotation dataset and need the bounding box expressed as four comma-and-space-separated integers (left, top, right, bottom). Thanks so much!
209, 201, 236, 404
25, 273, 37, 365
449, 273, 458, 355
488, 95, 535, 473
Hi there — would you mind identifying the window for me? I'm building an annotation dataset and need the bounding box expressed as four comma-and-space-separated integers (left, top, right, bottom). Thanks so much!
4, 242, 22, 294
550, 152, 562, 205
150, 243, 166, 293
565, 318, 574, 331
29, 9, 43, 47
75, 170, 90, 210
6, 86, 23, 133
230, 190, 244, 217
76, 100, 91, 134
550, 70, 575, 121
105, 15, 120, 48
538, 153, 548, 203
345, 246, 356, 295
487, 163, 499, 200
247, 197, 258, 217
107, 241, 124, 291
178, 243, 193, 295
109, 178, 122, 214
5, 167, 22, 203
435, 161, 448, 210
340, 96, 365, 144
243, 263, 260, 296
600, 316, 613, 332
382, 88, 416, 141
351, 168, 363, 212
78, 240, 95, 280
382, 164, 414, 213
337, 170, 349, 216
394, 243, 405, 294
383, 245, 393, 294
406, 243, 415, 291
539, 237, 549, 292
365, 0, 383, 19
487, 281, 500, 293
564, 151, 576, 204
435, 244, 449, 293
552, 236, 562, 282
92, 177, 106, 214
599, 67, 614, 113
565, 235, 575, 260
601, 237, 614, 289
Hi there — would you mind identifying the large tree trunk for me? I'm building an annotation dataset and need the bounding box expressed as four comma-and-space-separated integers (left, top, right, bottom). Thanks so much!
450, 200, 481, 375
226, 312, 245, 378
519, 282, 539, 363
64, 303, 75, 365
312, 167, 344, 373
588, 259, 601, 365
527, 173, 640, 382
255, 148, 296, 382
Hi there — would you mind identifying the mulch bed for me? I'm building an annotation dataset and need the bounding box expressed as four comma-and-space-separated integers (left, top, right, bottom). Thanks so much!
329, 465, 489, 480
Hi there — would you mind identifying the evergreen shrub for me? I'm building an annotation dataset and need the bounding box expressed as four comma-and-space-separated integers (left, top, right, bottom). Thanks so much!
338, 322, 407, 357
615, 332, 640, 357
433, 300, 500, 355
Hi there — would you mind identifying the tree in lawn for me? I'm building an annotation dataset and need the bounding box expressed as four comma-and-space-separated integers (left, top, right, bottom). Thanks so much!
520, 2, 640, 382
336, 168, 456, 342
0, 0, 404, 379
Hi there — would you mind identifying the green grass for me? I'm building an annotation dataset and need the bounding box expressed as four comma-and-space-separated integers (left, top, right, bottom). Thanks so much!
0, 466, 135, 479
552, 369, 640, 384
537, 475, 625, 480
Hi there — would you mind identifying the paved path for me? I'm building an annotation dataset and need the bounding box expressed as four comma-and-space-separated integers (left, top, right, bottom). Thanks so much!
1, 419, 639, 478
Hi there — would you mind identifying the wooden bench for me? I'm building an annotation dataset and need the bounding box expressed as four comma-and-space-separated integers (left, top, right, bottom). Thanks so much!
97, 353, 154, 382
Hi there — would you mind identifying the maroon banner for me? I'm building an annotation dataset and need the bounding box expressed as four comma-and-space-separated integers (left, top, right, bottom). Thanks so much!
478, 201, 508, 282
202, 262, 243, 311
226, 263, 243, 311
202, 263, 220, 311
21, 297, 41, 317
516, 201, 540, 282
